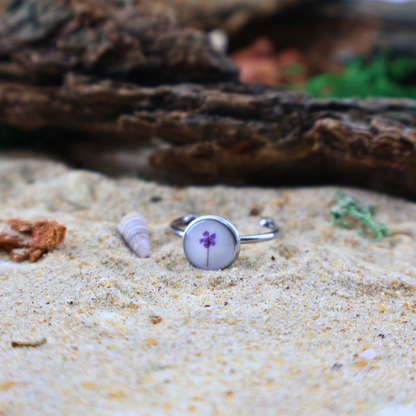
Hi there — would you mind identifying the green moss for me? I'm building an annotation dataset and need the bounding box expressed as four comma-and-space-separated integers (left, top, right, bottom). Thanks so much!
305, 52, 416, 99
330, 191, 389, 241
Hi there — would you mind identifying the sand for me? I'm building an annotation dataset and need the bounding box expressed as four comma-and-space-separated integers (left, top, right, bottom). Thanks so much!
0, 154, 416, 416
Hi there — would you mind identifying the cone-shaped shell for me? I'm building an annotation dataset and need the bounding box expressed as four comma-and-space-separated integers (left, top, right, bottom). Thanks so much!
118, 212, 150, 258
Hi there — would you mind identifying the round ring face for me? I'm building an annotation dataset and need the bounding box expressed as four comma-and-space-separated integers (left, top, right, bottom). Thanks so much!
183, 215, 240, 270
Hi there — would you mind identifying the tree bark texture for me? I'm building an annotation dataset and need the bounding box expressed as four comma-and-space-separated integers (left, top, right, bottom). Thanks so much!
1, 74, 416, 196
0, 0, 238, 85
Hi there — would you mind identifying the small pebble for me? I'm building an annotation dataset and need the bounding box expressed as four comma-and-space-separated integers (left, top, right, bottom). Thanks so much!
360, 349, 377, 360
0, 379, 16, 390
208, 28, 228, 53
150, 315, 162, 325
145, 338, 157, 346
249, 207, 261, 216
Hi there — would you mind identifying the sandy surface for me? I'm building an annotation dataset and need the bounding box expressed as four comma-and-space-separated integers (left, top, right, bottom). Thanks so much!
0, 154, 416, 416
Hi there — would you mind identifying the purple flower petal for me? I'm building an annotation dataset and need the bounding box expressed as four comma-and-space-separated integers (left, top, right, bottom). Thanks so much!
200, 230, 218, 251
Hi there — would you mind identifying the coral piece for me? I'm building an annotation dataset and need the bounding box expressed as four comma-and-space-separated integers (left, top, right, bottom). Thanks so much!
118, 212, 151, 258
0, 219, 66, 262
330, 191, 389, 242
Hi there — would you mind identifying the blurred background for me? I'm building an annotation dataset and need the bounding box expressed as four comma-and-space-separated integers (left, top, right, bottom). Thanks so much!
225, 0, 416, 97
1, 0, 416, 196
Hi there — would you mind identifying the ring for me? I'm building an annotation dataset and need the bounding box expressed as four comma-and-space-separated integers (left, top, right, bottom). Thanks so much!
170, 213, 279, 270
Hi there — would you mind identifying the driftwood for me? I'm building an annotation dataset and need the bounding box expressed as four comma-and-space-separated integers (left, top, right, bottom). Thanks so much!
1, 0, 416, 198
0, 0, 238, 84
1, 74, 416, 197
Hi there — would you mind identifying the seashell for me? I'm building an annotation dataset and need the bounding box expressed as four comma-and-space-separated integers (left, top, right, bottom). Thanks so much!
118, 212, 150, 258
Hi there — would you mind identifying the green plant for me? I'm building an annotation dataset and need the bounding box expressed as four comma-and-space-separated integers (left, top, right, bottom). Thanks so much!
305, 52, 416, 99
330, 191, 389, 241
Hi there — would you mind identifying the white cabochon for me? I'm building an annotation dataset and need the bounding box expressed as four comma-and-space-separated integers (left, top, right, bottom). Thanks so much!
183, 219, 237, 270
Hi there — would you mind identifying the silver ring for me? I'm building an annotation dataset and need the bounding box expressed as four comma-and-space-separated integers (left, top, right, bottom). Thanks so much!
170, 213, 279, 270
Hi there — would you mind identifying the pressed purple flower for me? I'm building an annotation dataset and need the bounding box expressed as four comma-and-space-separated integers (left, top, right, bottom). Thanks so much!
199, 231, 216, 248
199, 231, 216, 267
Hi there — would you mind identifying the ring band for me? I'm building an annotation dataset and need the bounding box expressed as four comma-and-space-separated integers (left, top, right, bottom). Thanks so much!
170, 213, 279, 270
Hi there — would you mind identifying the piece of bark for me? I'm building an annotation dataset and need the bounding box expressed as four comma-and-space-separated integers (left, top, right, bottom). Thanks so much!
0, 0, 238, 85
1, 74, 416, 196
0, 219, 66, 262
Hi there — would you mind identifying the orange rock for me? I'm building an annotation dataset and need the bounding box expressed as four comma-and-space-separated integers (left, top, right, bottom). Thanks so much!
0, 219, 66, 262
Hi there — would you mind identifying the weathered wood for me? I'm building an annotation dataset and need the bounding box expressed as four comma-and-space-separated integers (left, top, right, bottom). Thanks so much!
0, 0, 238, 85
1, 74, 416, 196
